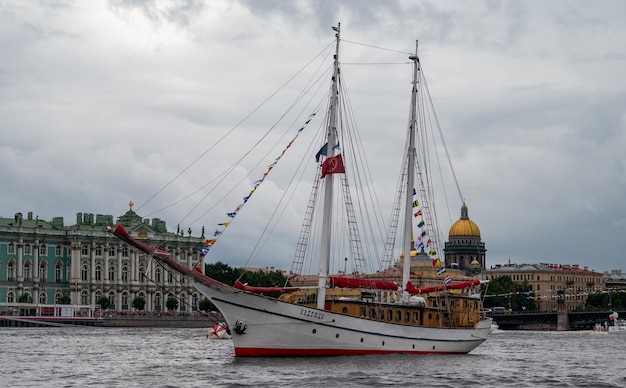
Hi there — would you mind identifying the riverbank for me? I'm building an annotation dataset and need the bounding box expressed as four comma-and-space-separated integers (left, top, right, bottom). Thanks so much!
103, 314, 214, 328
1, 313, 220, 328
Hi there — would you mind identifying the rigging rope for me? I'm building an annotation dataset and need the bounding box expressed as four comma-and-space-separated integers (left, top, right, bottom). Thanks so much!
194, 112, 317, 267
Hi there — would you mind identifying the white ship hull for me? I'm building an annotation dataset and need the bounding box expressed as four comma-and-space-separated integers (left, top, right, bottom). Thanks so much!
195, 282, 491, 357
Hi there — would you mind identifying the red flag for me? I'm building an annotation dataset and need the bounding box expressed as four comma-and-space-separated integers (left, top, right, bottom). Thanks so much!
320, 154, 345, 178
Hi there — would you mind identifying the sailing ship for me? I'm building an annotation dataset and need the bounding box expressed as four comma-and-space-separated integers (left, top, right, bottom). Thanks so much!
112, 24, 491, 356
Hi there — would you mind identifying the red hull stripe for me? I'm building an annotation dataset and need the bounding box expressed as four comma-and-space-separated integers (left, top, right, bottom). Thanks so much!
234, 347, 466, 357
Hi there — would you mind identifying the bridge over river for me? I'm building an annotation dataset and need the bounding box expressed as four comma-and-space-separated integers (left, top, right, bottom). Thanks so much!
488, 309, 625, 330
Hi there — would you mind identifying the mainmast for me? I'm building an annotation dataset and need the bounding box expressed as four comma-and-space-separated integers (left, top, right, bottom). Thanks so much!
402, 43, 419, 301
317, 23, 341, 309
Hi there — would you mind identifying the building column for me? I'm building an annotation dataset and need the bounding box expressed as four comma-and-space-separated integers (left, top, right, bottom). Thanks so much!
17, 241, 23, 283
70, 241, 81, 304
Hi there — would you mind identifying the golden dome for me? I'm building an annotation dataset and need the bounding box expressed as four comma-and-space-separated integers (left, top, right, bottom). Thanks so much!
449, 203, 481, 237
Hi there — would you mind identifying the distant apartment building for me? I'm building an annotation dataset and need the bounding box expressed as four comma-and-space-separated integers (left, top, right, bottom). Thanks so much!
482, 261, 606, 312
0, 206, 206, 315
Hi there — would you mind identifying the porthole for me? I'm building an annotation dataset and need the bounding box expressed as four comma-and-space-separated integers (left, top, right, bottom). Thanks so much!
312, 328, 317, 334
342, 307, 348, 314
336, 333, 340, 338
360, 338, 364, 342
382, 341, 385, 346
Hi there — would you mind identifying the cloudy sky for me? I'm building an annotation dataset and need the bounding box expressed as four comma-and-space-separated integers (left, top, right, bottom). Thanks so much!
2, 0, 625, 273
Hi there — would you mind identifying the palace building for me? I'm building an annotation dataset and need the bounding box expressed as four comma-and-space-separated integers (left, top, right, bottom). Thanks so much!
0, 205, 207, 315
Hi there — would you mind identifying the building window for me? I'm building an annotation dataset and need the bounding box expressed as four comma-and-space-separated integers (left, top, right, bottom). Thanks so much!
95, 246, 103, 257
39, 262, 47, 282
122, 291, 129, 310
54, 263, 63, 283
108, 291, 116, 309
24, 261, 32, 281
55, 245, 62, 256
55, 292, 62, 304
39, 244, 47, 256
95, 290, 102, 303
168, 272, 174, 284
180, 293, 187, 311
108, 247, 116, 257
7, 261, 16, 281
39, 292, 47, 304
24, 244, 32, 255
192, 294, 198, 310
66, 263, 71, 282
122, 247, 129, 258
81, 245, 89, 256
81, 290, 89, 305
81, 264, 89, 281
139, 267, 146, 282
109, 265, 116, 282
155, 268, 162, 283
154, 293, 162, 311
121, 266, 129, 282
95, 265, 102, 282
7, 291, 15, 303
8, 242, 15, 254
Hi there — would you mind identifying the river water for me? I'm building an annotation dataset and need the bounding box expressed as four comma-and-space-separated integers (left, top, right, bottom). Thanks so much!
0, 326, 624, 387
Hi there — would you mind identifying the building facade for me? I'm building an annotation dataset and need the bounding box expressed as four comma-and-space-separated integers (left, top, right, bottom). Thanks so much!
0, 206, 207, 314
483, 262, 606, 312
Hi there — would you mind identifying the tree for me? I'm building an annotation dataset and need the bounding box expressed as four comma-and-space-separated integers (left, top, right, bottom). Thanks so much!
199, 297, 215, 312
18, 293, 32, 303
204, 261, 240, 284
58, 293, 72, 305
205, 261, 289, 288
481, 276, 536, 312
166, 296, 179, 311
584, 290, 626, 310
132, 296, 146, 311
97, 296, 110, 310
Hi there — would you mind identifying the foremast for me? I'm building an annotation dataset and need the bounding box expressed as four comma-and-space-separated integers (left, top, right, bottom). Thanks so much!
402, 44, 420, 301
317, 24, 341, 310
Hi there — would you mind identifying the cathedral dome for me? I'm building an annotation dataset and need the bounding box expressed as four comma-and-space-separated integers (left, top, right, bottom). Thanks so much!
448, 203, 481, 237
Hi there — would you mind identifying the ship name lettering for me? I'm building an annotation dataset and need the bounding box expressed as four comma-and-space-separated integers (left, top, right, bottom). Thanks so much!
300, 308, 324, 320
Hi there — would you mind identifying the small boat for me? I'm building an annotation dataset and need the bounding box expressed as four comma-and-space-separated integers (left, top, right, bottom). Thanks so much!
608, 312, 626, 333
112, 24, 491, 357
206, 322, 232, 339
